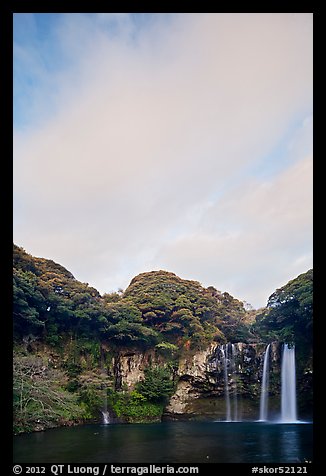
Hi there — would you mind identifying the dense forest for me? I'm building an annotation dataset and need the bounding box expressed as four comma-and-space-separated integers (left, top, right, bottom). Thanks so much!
13, 244, 313, 433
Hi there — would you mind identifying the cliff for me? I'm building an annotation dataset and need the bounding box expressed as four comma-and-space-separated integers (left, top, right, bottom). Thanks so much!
13, 244, 313, 433
111, 341, 312, 422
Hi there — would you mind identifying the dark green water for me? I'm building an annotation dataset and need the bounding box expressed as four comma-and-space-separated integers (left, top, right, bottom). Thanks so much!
13, 421, 313, 463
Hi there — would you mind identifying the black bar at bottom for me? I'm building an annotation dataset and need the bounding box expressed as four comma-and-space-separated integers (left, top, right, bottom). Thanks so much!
9, 462, 314, 476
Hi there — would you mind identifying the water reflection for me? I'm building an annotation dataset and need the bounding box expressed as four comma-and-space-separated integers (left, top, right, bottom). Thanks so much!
14, 421, 313, 464
281, 428, 299, 461
257, 426, 271, 461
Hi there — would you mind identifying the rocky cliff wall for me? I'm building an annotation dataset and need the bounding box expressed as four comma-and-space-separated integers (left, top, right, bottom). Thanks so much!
165, 342, 282, 421
111, 341, 312, 421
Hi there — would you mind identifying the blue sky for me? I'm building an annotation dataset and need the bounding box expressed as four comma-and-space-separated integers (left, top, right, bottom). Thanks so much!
13, 13, 313, 308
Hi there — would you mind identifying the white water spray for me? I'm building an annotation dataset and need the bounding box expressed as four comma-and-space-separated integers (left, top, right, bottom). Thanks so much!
101, 410, 110, 425
101, 365, 111, 425
259, 344, 271, 421
231, 344, 239, 421
281, 344, 297, 422
221, 345, 231, 421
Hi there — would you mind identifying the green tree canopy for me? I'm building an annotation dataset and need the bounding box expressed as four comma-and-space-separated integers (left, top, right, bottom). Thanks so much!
253, 269, 313, 347
12, 246, 260, 349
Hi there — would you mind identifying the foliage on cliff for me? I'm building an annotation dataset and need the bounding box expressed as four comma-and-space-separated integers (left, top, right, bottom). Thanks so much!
13, 244, 313, 432
253, 269, 313, 346
122, 270, 252, 346
13, 245, 313, 351
13, 353, 86, 434
13, 245, 158, 348
108, 366, 175, 423
13, 245, 253, 350
252, 269, 313, 376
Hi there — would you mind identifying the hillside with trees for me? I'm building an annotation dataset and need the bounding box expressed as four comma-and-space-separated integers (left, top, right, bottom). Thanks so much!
12, 244, 313, 433
14, 245, 255, 350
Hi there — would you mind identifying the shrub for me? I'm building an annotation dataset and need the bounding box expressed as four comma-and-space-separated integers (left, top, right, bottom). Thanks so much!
135, 366, 175, 403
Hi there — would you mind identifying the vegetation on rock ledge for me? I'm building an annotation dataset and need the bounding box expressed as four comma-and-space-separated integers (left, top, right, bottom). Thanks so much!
12, 244, 313, 432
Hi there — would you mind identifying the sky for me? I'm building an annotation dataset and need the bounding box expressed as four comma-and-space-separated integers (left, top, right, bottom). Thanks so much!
13, 13, 313, 309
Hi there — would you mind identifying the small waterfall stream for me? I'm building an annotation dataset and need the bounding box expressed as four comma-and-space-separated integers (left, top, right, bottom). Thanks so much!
101, 410, 110, 425
220, 343, 240, 422
281, 344, 297, 422
259, 343, 271, 421
221, 345, 231, 421
100, 351, 111, 425
231, 344, 239, 421
101, 384, 111, 424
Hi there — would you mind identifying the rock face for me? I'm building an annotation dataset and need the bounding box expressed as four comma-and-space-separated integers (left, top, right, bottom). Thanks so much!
113, 352, 148, 390
165, 342, 282, 421
111, 342, 291, 421
111, 341, 312, 421
113, 350, 165, 390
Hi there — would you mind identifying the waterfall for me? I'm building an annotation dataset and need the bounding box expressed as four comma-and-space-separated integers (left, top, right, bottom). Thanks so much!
219, 344, 241, 422
231, 344, 239, 421
101, 410, 110, 425
259, 344, 271, 421
101, 386, 111, 424
221, 345, 231, 421
100, 359, 111, 425
281, 344, 297, 422
101, 389, 111, 424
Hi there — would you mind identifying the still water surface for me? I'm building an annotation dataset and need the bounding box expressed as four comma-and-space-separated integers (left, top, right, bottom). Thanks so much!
13, 421, 313, 463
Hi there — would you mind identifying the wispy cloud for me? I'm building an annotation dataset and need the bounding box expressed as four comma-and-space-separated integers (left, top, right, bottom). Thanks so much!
158, 151, 312, 305
13, 13, 313, 307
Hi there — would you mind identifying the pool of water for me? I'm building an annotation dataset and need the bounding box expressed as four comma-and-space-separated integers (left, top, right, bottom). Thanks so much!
13, 421, 313, 463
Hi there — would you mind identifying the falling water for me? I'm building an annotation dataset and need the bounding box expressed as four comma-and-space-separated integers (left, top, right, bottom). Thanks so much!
101, 410, 110, 425
231, 344, 239, 421
259, 344, 271, 421
281, 344, 297, 422
221, 345, 231, 421
101, 366, 111, 425
101, 388, 111, 424
101, 387, 110, 424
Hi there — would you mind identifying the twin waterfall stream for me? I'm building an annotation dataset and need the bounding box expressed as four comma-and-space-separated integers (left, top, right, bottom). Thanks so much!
220, 342, 298, 423
258, 343, 297, 423
220, 343, 239, 422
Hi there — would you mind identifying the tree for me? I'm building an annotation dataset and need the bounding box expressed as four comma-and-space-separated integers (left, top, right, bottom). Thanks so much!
136, 366, 175, 403
13, 355, 85, 433
105, 321, 159, 347
254, 269, 313, 346
13, 269, 46, 337
122, 270, 228, 346
13, 245, 256, 350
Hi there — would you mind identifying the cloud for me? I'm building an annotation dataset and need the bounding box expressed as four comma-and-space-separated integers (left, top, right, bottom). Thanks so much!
157, 153, 313, 307
13, 13, 313, 307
